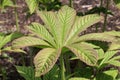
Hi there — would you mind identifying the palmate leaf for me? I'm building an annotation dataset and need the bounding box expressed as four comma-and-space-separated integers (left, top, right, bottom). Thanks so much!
67, 43, 98, 66
34, 48, 61, 77
27, 22, 56, 47
66, 14, 103, 44
25, 0, 38, 14
38, 6, 76, 47
12, 36, 50, 49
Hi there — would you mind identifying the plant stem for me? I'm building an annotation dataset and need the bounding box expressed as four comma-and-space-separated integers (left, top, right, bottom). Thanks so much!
13, 0, 20, 32
103, 0, 109, 32
64, 54, 71, 76
100, 0, 103, 7
69, 0, 73, 8
1, 68, 7, 80
60, 54, 66, 80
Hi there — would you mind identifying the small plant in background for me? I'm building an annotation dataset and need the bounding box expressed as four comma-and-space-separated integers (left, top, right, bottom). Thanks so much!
16, 64, 60, 80
0, 0, 14, 11
0, 32, 25, 80
0, 32, 24, 55
114, 0, 120, 9
25, 0, 62, 14
69, 47, 120, 80
12, 5, 118, 80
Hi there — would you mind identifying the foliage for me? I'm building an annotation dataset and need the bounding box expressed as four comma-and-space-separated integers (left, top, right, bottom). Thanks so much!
25, 0, 61, 14
16, 65, 60, 80
69, 48, 119, 80
0, 32, 25, 55
70, 69, 118, 80
96, 48, 120, 69
0, 0, 14, 10
16, 66, 42, 80
114, 0, 120, 9
12, 5, 117, 78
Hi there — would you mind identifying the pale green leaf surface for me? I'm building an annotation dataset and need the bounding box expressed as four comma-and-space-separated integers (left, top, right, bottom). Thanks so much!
109, 43, 120, 50
34, 48, 61, 77
25, 0, 38, 14
12, 36, 50, 48
104, 31, 120, 37
2, 47, 26, 53
107, 60, 120, 67
67, 14, 103, 44
27, 22, 56, 47
99, 51, 117, 66
74, 33, 116, 43
97, 48, 104, 60
67, 43, 98, 66
69, 77, 89, 80
57, 5, 76, 45
37, 11, 60, 46
0, 32, 23, 49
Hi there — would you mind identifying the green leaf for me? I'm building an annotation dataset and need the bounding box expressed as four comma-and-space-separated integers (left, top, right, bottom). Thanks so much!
0, 0, 14, 9
99, 51, 117, 67
12, 36, 50, 48
27, 22, 56, 47
2, 47, 26, 53
57, 5, 76, 45
0, 32, 23, 49
69, 77, 89, 80
104, 31, 120, 37
25, 0, 38, 14
37, 11, 60, 47
43, 64, 60, 80
16, 66, 42, 80
67, 14, 103, 44
114, 0, 120, 9
107, 60, 120, 67
74, 33, 116, 44
67, 43, 98, 66
95, 69, 118, 80
34, 48, 61, 77
97, 48, 104, 60
109, 43, 120, 50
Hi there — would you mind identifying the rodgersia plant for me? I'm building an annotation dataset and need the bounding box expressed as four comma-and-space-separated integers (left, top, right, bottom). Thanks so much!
12, 6, 116, 79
